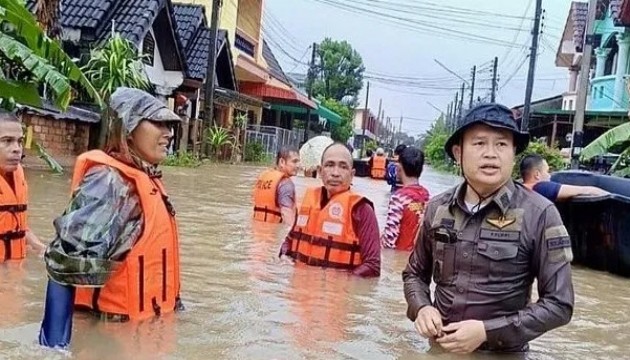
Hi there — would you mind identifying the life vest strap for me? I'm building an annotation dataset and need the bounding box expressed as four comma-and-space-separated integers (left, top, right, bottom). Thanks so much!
0, 204, 27, 213
288, 231, 361, 253
288, 251, 356, 270
0, 230, 26, 241
253, 206, 282, 218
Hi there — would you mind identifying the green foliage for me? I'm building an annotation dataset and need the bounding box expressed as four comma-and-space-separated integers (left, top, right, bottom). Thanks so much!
205, 126, 234, 160
0, 0, 101, 110
35, 142, 63, 174
82, 33, 150, 101
318, 97, 353, 142
365, 139, 378, 152
312, 38, 365, 105
421, 115, 457, 173
513, 140, 567, 179
243, 141, 270, 163
163, 151, 201, 168
580, 122, 630, 175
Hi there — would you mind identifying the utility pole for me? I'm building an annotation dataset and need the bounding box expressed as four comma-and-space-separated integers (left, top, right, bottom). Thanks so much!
376, 99, 382, 143
202, 0, 223, 156
469, 65, 476, 108
398, 115, 403, 144
491, 56, 498, 102
454, 92, 459, 132
572, 0, 598, 169
459, 82, 465, 119
304, 42, 318, 143
522, 0, 543, 132
385, 116, 390, 147
361, 81, 370, 156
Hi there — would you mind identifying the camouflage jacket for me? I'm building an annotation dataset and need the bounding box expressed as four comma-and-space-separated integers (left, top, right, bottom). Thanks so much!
44, 165, 143, 286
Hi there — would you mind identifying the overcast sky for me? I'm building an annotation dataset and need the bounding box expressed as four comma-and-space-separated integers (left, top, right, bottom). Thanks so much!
264, 0, 573, 137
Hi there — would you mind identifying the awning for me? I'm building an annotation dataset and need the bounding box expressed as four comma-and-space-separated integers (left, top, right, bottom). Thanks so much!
240, 81, 317, 109
214, 87, 269, 109
269, 102, 342, 125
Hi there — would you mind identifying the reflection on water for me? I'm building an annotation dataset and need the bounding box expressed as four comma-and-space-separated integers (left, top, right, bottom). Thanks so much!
0, 165, 628, 359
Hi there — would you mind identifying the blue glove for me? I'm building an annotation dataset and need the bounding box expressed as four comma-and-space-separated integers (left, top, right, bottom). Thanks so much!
39, 279, 75, 349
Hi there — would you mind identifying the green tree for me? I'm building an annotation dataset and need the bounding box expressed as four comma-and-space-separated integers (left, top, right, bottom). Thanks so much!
318, 97, 353, 143
513, 140, 567, 179
312, 38, 365, 105
0, 0, 100, 110
580, 122, 630, 176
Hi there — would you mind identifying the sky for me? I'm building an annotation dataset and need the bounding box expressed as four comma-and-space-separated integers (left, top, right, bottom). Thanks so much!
263, 0, 574, 137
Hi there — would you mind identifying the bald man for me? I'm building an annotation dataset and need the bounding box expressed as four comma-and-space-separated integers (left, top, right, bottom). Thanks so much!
279, 143, 380, 277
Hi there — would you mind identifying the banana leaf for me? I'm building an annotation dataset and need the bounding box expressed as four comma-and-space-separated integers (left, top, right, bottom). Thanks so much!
0, 33, 71, 108
0, 78, 41, 108
0, 0, 102, 108
580, 122, 630, 161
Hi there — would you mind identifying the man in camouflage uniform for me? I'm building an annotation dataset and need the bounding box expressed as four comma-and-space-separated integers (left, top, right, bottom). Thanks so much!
403, 103, 574, 353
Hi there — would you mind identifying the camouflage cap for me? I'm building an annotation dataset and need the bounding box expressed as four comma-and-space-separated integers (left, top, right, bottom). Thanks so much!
109, 87, 180, 133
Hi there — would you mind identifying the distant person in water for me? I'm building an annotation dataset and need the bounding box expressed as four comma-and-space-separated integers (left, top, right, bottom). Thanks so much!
386, 144, 407, 193
279, 143, 381, 277
252, 146, 300, 225
520, 154, 609, 202
381, 146, 430, 251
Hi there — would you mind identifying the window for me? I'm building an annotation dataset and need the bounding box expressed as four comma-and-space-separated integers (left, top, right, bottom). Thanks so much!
142, 32, 155, 66
569, 100, 574, 110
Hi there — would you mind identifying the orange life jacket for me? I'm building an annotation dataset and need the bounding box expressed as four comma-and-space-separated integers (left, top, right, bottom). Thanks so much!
286, 187, 369, 270
0, 165, 28, 262
73, 150, 181, 321
371, 155, 387, 179
253, 169, 287, 223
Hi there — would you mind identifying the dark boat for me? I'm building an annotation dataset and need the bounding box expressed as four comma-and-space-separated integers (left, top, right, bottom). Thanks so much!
551, 171, 630, 277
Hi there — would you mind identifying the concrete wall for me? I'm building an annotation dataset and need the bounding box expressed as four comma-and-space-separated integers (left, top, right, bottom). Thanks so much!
23, 115, 90, 157
142, 29, 185, 97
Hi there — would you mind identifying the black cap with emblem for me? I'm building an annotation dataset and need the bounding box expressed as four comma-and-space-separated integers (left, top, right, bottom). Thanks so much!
444, 103, 530, 160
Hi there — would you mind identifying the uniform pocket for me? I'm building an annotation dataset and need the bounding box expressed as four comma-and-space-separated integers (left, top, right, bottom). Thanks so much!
433, 241, 457, 285
475, 240, 519, 290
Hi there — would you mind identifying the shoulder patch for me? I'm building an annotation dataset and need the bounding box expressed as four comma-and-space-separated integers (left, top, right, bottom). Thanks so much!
544, 225, 573, 263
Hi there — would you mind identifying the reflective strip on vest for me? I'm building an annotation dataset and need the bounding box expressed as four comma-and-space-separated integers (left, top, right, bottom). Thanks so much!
286, 187, 365, 270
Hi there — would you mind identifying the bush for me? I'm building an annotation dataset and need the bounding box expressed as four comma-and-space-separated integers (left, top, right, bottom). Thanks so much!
513, 140, 567, 179
244, 141, 269, 163
163, 151, 201, 168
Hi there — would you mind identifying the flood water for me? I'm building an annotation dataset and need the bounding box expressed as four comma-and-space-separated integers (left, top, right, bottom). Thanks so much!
0, 165, 629, 359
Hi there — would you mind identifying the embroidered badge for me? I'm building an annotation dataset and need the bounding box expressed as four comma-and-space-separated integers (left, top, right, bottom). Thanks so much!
486, 216, 516, 230
329, 202, 343, 219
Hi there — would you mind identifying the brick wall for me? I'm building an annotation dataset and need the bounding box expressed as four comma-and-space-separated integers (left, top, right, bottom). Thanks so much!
22, 114, 91, 157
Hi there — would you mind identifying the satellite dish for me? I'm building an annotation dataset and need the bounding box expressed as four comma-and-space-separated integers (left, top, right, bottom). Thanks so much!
565, 133, 573, 143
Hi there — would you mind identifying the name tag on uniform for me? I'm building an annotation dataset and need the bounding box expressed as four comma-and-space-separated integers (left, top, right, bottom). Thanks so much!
322, 221, 343, 236
296, 215, 309, 227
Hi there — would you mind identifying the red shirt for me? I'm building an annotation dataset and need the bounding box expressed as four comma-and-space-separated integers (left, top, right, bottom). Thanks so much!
380, 184, 430, 251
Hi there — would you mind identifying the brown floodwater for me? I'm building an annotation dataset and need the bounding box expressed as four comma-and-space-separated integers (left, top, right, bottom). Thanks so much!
0, 165, 628, 359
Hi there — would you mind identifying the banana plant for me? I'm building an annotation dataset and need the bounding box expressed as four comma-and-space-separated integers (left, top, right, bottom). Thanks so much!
205, 126, 234, 160
0, 0, 101, 110
580, 122, 630, 174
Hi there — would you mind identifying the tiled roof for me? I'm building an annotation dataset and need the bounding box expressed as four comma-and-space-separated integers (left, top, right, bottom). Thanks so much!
572, 2, 589, 51
172, 3, 230, 81
262, 40, 290, 85
172, 4, 205, 50
26, 0, 165, 46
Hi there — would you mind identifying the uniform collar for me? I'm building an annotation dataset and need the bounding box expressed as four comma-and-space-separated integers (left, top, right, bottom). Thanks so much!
449, 179, 516, 216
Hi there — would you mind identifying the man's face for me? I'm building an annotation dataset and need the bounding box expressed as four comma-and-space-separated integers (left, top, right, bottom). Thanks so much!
279, 151, 300, 176
0, 121, 24, 174
320, 144, 354, 196
453, 123, 515, 193
537, 160, 551, 181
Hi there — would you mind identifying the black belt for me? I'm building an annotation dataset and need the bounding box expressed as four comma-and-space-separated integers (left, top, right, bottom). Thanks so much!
0, 204, 26, 213
1, 230, 25, 260
253, 206, 282, 221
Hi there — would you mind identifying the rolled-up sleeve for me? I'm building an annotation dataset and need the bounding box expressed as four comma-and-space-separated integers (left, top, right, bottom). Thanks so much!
44, 165, 143, 287
402, 213, 434, 321
484, 205, 574, 348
